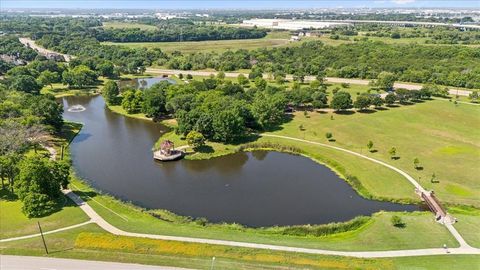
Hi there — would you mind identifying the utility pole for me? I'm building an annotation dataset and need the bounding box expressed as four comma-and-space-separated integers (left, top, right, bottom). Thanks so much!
37, 222, 48, 254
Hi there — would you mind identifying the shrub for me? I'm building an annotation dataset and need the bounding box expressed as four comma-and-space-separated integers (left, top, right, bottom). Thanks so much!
186, 130, 205, 149
391, 215, 405, 228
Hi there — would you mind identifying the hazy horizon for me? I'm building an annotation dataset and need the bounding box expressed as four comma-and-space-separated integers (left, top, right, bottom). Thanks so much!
3, 0, 480, 10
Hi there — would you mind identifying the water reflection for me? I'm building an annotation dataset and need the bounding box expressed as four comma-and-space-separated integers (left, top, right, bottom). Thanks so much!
118, 77, 177, 90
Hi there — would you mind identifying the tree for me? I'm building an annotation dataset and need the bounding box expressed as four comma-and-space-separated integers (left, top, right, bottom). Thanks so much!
30, 95, 64, 131
391, 215, 405, 227
62, 65, 97, 88
371, 95, 384, 108
102, 80, 120, 105
254, 77, 267, 90
395, 88, 411, 104
212, 109, 245, 143
15, 156, 67, 217
186, 130, 205, 149
9, 75, 41, 94
237, 74, 249, 85
311, 91, 328, 108
375, 72, 396, 91
97, 61, 115, 78
389, 147, 397, 159
469, 91, 479, 103
384, 93, 396, 106
354, 94, 371, 111
142, 82, 168, 119
37, 70, 59, 89
274, 71, 286, 85
251, 92, 287, 129
330, 91, 353, 111
367, 140, 374, 152
216, 71, 225, 80
121, 89, 143, 114
325, 132, 333, 141
413, 158, 420, 170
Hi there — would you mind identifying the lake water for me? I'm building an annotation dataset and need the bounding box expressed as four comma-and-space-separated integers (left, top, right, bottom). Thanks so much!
62, 95, 419, 227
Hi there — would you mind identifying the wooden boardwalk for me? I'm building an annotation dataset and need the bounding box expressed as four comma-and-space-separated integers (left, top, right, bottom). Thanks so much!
418, 190, 454, 224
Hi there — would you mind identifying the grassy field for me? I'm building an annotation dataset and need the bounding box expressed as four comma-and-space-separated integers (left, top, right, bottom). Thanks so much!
102, 21, 158, 30
102, 31, 294, 53
450, 206, 480, 248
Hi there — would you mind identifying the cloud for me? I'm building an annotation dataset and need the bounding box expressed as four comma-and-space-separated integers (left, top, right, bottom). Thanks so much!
391, 0, 416, 4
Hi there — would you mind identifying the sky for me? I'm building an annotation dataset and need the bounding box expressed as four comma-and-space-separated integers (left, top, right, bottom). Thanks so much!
2, 0, 479, 9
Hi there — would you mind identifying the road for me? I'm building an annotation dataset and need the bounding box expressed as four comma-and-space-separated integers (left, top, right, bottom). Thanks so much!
18, 38, 73, 62
0, 255, 191, 270
146, 68, 473, 97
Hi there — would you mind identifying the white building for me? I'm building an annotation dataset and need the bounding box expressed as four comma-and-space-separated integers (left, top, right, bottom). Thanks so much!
242, 19, 351, 30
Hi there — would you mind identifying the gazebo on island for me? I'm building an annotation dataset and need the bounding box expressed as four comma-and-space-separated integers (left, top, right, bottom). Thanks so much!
153, 140, 184, 161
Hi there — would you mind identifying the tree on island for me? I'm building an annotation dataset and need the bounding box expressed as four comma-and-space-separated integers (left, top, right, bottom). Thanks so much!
186, 130, 206, 150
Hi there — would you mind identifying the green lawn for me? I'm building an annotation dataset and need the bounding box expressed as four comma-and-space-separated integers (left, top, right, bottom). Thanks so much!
449, 206, 480, 248
0, 191, 89, 239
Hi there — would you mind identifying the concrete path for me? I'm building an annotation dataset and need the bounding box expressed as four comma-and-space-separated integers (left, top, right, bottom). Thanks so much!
0, 255, 192, 270
146, 68, 474, 97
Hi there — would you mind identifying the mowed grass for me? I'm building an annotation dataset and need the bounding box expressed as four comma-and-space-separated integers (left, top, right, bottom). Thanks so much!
102, 21, 158, 30
269, 99, 479, 206
0, 191, 89, 239
449, 206, 480, 248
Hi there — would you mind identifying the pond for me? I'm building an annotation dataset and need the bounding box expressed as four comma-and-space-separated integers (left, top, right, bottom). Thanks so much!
117, 77, 177, 90
62, 95, 419, 227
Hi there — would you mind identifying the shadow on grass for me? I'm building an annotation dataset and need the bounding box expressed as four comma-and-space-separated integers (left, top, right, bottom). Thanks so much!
386, 104, 400, 108
195, 145, 214, 154
391, 156, 401, 160
375, 107, 389, 111
357, 109, 376, 114
369, 149, 378, 153
334, 110, 355, 115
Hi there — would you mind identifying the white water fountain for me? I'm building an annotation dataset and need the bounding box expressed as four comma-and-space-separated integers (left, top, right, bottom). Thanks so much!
67, 105, 86, 112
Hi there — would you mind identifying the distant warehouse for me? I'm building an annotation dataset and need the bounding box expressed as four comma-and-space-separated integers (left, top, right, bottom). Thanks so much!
242, 19, 352, 30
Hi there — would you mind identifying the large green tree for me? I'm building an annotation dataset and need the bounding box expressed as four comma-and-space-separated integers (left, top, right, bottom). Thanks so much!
330, 91, 353, 111
102, 80, 120, 105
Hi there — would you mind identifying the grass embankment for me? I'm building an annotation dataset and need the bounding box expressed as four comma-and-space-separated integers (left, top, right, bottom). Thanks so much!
40, 77, 107, 98
2, 224, 477, 270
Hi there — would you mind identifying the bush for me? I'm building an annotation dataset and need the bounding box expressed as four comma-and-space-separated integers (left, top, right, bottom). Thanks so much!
391, 215, 405, 228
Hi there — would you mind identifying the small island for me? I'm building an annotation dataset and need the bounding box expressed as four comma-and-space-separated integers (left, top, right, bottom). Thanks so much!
153, 140, 184, 161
